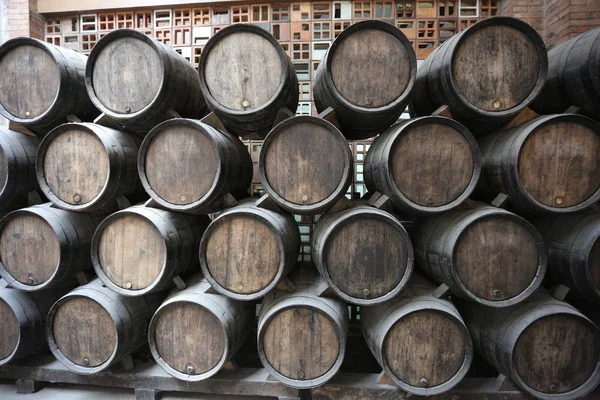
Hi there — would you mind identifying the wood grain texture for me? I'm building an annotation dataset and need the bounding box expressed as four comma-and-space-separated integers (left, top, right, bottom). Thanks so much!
153, 302, 225, 375
0, 44, 60, 119
204, 31, 282, 111
454, 216, 539, 301
514, 314, 600, 394
52, 296, 117, 367
42, 129, 110, 205
144, 124, 218, 205
98, 214, 166, 290
383, 310, 466, 387
330, 28, 411, 108
0, 215, 60, 286
91, 37, 163, 114
205, 215, 280, 295
452, 24, 539, 112
0, 298, 19, 360
518, 120, 600, 208
263, 307, 340, 381
390, 122, 474, 206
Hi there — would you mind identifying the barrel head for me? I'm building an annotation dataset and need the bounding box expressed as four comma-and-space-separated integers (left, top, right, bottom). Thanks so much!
0, 297, 19, 361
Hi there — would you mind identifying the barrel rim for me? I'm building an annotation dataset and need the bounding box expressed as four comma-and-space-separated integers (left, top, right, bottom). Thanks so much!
319, 20, 417, 113
259, 115, 353, 215
0, 128, 19, 199
0, 286, 27, 365
587, 29, 600, 98
198, 24, 291, 116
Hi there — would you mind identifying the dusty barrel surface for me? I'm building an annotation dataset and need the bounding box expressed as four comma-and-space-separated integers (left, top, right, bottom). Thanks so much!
92, 205, 209, 296
461, 289, 600, 400
312, 205, 413, 305
313, 20, 417, 140
257, 267, 348, 388
46, 278, 163, 374
476, 114, 600, 214
148, 275, 252, 381
86, 29, 206, 134
413, 203, 546, 307
0, 203, 102, 291
364, 116, 480, 215
259, 116, 352, 215
138, 118, 252, 214
37, 122, 142, 212
531, 27, 600, 120
0, 127, 40, 212
199, 197, 300, 301
199, 24, 298, 139
0, 37, 97, 135
361, 273, 473, 395
410, 17, 547, 134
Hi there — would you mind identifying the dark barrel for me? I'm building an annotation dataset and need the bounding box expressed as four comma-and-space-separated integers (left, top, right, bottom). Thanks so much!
92, 205, 209, 296
259, 116, 352, 215
361, 273, 473, 395
0, 203, 103, 291
364, 116, 480, 215
257, 267, 348, 389
0, 37, 98, 135
313, 20, 417, 140
199, 24, 298, 139
86, 29, 206, 134
531, 27, 600, 120
410, 17, 548, 134
413, 203, 546, 307
138, 118, 252, 214
475, 114, 600, 214
46, 278, 163, 374
148, 275, 252, 381
199, 197, 300, 301
0, 127, 40, 212
37, 122, 142, 212
312, 204, 413, 305
460, 289, 600, 399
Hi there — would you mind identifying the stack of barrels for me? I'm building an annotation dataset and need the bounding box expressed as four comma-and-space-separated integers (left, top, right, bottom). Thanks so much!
0, 16, 598, 400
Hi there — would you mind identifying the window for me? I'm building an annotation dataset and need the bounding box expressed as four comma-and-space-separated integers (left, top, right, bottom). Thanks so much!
354, 1, 372, 19
46, 18, 61, 34
272, 4, 290, 21
271, 23, 290, 41
193, 8, 210, 25
396, 1, 415, 18
439, 0, 456, 17
80, 33, 97, 52
292, 22, 310, 41
174, 9, 192, 26
46, 36, 61, 45
292, 43, 310, 61
80, 14, 97, 32
313, 22, 331, 40
333, 21, 351, 38
480, 0, 498, 17
291, 3, 310, 20
417, 20, 437, 39
154, 10, 172, 28
116, 12, 133, 29
296, 102, 312, 115
173, 28, 191, 46
135, 11, 152, 29
299, 82, 311, 101
231, 6, 250, 23
154, 29, 172, 46
397, 20, 415, 38
294, 62, 310, 81
313, 3, 331, 19
192, 47, 203, 69
459, 0, 479, 17
374, 1, 394, 18
212, 8, 230, 25
252, 5, 270, 22
459, 18, 478, 30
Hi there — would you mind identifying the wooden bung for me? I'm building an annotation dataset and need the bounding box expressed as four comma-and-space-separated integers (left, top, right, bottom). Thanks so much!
46, 278, 164, 374
364, 116, 481, 215
0, 203, 103, 291
199, 196, 300, 301
313, 20, 416, 140
138, 118, 253, 214
148, 275, 252, 381
91, 205, 209, 296
312, 204, 414, 305
257, 267, 348, 389
413, 202, 546, 307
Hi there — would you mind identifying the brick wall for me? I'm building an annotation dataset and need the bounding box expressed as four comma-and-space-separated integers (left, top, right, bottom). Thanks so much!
0, 0, 44, 41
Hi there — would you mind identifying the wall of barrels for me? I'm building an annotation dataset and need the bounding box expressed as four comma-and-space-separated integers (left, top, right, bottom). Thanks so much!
0, 8, 600, 400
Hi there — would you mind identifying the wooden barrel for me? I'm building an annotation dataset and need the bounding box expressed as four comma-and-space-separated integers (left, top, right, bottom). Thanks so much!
413, 203, 546, 307
364, 116, 480, 215
0, 127, 40, 212
86, 29, 206, 134
361, 273, 472, 395
148, 275, 252, 381
46, 278, 163, 374
0, 37, 98, 135
198, 24, 298, 140
259, 116, 352, 214
36, 122, 142, 212
476, 114, 600, 214
410, 17, 547, 135
257, 267, 348, 389
138, 118, 252, 214
531, 27, 600, 120
0, 203, 102, 291
199, 197, 300, 301
461, 289, 600, 399
91, 205, 209, 296
313, 20, 416, 140
312, 205, 413, 305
